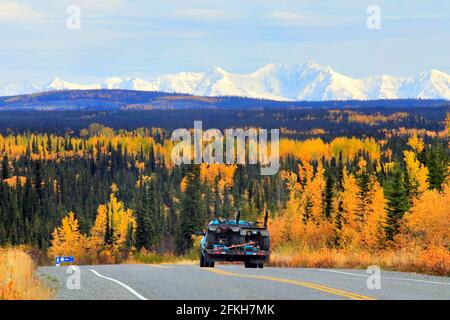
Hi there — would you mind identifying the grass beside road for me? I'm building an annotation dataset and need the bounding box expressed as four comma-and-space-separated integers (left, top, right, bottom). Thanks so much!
0, 247, 54, 300
129, 237, 201, 265
269, 245, 450, 277
129, 250, 196, 265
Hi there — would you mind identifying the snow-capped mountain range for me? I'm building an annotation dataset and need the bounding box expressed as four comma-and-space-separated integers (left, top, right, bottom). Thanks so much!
1, 62, 449, 101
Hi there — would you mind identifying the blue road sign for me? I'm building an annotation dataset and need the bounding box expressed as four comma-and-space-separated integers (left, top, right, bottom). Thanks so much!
55, 256, 74, 264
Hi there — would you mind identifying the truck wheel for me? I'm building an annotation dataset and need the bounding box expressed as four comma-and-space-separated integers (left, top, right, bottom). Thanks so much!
258, 263, 264, 269
204, 254, 215, 268
245, 261, 257, 268
200, 252, 205, 267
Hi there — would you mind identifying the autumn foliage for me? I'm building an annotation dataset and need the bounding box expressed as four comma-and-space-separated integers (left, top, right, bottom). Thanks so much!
48, 188, 136, 265
269, 135, 450, 275
0, 118, 448, 276
0, 247, 53, 300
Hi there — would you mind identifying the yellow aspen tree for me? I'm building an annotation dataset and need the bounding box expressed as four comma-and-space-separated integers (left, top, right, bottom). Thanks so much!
297, 162, 314, 222
330, 137, 364, 161
404, 150, 429, 196
308, 162, 325, 222
275, 170, 301, 244
200, 164, 237, 192
270, 169, 305, 245
111, 183, 119, 194
296, 162, 333, 248
361, 178, 387, 249
445, 112, 450, 138
298, 162, 314, 184
408, 133, 424, 153
286, 196, 304, 244
267, 215, 287, 249
109, 193, 135, 248
404, 133, 428, 196
180, 176, 188, 192
403, 183, 450, 247
48, 212, 87, 263
90, 193, 136, 250
89, 204, 108, 250
338, 168, 360, 248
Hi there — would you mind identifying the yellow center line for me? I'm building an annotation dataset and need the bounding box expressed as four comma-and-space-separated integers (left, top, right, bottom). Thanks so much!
204, 268, 376, 300
146, 264, 173, 269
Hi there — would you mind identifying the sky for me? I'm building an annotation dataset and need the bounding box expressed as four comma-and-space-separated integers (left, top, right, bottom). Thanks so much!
0, 0, 449, 84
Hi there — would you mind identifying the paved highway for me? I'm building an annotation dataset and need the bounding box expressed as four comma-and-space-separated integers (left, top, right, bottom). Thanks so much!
38, 263, 450, 300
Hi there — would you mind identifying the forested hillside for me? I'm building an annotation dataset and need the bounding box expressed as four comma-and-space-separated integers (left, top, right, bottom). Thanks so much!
0, 89, 448, 110
0, 108, 449, 274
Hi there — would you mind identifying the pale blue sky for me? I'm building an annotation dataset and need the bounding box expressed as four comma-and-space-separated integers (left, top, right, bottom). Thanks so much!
1, 0, 449, 83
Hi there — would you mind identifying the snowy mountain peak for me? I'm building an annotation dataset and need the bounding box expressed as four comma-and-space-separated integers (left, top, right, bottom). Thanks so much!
211, 66, 227, 73
46, 77, 65, 88
309, 61, 326, 69
46, 77, 100, 91
1, 62, 448, 101
102, 77, 123, 89
428, 69, 446, 76
0, 81, 40, 97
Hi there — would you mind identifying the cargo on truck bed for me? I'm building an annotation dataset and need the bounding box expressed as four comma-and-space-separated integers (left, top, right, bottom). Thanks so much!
199, 210, 270, 268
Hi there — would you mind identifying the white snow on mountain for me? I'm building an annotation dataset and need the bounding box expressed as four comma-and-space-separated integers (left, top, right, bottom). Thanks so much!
0, 81, 41, 97
102, 77, 123, 89
45, 77, 101, 91
1, 63, 449, 101
397, 69, 450, 99
152, 72, 204, 94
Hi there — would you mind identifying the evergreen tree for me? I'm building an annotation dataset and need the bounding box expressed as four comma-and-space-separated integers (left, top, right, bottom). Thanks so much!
2, 154, 9, 180
135, 178, 162, 250
384, 168, 410, 241
355, 165, 371, 221
135, 188, 151, 250
324, 171, 335, 219
33, 160, 45, 200
178, 165, 205, 254
425, 142, 449, 191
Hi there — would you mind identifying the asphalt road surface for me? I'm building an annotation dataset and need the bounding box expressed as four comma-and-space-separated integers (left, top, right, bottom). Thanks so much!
38, 263, 450, 300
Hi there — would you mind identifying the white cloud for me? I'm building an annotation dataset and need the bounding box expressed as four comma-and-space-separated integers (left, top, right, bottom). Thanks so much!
0, 1, 45, 20
173, 8, 238, 21
271, 11, 303, 22
64, 0, 122, 13
270, 11, 322, 26
270, 10, 352, 27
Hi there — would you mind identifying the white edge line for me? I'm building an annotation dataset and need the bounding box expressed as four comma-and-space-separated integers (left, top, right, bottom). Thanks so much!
314, 268, 450, 286
89, 269, 148, 300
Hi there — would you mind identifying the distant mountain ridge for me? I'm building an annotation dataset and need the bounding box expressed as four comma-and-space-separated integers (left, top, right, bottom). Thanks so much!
0, 89, 448, 111
1, 62, 449, 101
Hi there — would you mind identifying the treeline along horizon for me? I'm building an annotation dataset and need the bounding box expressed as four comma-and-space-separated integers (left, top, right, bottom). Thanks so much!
0, 106, 447, 137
